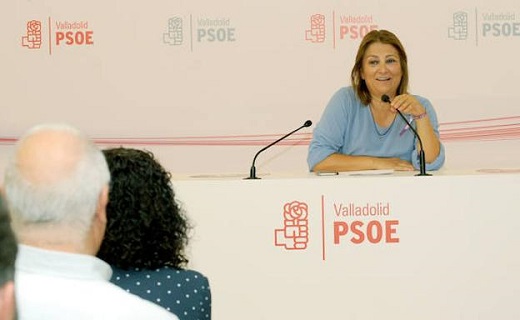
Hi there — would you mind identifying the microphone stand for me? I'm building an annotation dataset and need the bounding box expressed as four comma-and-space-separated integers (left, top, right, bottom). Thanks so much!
245, 120, 312, 179
395, 110, 431, 176
382, 95, 431, 176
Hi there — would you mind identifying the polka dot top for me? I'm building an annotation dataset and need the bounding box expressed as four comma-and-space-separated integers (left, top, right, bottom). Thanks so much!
110, 266, 211, 320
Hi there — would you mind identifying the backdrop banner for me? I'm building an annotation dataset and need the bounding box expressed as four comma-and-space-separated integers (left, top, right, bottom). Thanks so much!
1, 0, 519, 175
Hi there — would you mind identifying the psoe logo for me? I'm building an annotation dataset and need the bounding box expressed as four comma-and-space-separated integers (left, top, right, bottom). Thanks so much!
304, 12, 379, 48
54, 21, 93, 46
337, 14, 377, 40
274, 201, 309, 250
196, 17, 236, 43
448, 11, 469, 40
163, 17, 183, 45
21, 19, 94, 53
305, 14, 326, 43
22, 20, 42, 49
332, 202, 399, 245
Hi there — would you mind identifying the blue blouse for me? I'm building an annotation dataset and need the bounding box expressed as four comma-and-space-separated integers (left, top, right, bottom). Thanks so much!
308, 86, 445, 171
111, 266, 211, 320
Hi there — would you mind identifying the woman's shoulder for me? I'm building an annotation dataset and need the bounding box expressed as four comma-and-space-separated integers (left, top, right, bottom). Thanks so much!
112, 265, 207, 278
325, 86, 363, 115
412, 93, 435, 112
152, 267, 210, 287
412, 93, 431, 105
327, 86, 359, 105
332, 86, 356, 99
170, 268, 210, 283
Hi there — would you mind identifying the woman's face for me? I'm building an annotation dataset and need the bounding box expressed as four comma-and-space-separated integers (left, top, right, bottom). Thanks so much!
360, 42, 402, 101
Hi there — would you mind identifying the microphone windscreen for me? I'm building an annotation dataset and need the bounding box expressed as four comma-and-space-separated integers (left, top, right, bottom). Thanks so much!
304, 120, 312, 127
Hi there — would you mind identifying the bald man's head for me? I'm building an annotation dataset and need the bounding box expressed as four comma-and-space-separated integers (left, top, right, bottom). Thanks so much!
3, 124, 110, 239
16, 127, 84, 186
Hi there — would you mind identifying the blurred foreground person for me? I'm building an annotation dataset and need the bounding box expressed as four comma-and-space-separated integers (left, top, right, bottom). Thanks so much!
3, 124, 178, 320
0, 194, 17, 320
98, 147, 211, 320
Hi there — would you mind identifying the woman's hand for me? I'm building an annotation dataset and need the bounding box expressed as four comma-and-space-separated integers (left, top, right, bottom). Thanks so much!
312, 154, 415, 173
389, 94, 425, 118
376, 157, 414, 171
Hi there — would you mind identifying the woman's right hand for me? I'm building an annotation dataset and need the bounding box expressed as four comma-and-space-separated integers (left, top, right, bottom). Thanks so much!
376, 157, 414, 171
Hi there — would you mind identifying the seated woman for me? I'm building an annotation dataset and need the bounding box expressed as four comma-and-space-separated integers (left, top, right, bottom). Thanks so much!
97, 147, 211, 320
308, 29, 445, 173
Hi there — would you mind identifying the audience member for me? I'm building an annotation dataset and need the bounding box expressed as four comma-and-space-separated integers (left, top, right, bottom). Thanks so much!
98, 147, 211, 320
3, 123, 178, 320
0, 194, 17, 320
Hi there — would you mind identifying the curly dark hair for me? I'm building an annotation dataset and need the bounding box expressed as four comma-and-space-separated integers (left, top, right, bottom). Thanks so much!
0, 194, 17, 286
97, 147, 190, 270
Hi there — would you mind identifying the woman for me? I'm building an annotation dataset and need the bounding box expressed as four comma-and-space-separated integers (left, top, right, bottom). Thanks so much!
97, 147, 211, 320
307, 29, 445, 172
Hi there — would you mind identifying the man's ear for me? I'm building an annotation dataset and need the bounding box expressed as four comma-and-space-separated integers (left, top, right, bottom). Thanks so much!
96, 185, 109, 224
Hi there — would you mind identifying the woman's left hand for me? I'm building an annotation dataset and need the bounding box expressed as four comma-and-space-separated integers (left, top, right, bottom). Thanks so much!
389, 94, 426, 118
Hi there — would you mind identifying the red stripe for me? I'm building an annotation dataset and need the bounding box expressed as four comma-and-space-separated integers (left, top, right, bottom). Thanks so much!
1, 116, 519, 146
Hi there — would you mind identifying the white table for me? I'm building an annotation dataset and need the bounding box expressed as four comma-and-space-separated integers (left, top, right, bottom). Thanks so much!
172, 170, 520, 319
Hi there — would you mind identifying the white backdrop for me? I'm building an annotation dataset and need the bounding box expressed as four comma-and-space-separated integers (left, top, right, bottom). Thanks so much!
1, 0, 520, 176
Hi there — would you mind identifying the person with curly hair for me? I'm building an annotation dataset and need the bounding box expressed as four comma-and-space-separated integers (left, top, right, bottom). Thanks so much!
97, 147, 211, 320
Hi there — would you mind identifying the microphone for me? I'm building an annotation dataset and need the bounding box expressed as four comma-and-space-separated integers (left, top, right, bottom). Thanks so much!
381, 94, 431, 176
245, 120, 312, 179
